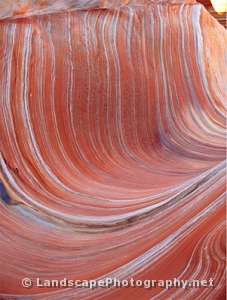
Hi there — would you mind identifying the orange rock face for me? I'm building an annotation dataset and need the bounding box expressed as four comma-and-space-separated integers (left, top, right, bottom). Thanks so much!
0, 1, 226, 299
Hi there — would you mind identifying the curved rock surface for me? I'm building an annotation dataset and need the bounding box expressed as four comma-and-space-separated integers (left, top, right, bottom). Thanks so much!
0, 0, 226, 299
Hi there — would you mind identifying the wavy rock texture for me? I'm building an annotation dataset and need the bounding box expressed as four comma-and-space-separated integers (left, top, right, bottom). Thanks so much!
0, 0, 226, 299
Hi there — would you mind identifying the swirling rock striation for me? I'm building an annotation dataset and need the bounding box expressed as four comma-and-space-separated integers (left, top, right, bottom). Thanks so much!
0, 0, 226, 299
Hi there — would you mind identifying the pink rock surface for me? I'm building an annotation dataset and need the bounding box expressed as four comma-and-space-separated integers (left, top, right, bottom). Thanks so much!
0, 0, 226, 299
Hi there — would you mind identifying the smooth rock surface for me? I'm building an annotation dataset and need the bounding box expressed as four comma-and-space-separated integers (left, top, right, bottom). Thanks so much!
0, 0, 226, 299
